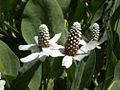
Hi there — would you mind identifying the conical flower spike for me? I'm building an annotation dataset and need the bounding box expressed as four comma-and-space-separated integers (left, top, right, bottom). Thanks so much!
91, 23, 100, 41
38, 24, 50, 48
64, 22, 82, 56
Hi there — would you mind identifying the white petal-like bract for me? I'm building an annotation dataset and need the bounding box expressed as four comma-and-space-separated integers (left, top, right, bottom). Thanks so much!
19, 44, 38, 51
98, 31, 107, 45
0, 72, 5, 90
0, 80, 5, 90
20, 53, 40, 63
42, 48, 64, 57
62, 56, 73, 68
73, 53, 89, 61
49, 43, 64, 50
79, 39, 87, 46
38, 51, 49, 62
77, 49, 86, 54
49, 33, 61, 44
80, 41, 98, 53
34, 36, 38, 44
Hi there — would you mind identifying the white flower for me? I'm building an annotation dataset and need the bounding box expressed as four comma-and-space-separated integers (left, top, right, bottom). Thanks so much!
80, 31, 107, 53
58, 22, 87, 68
60, 22, 108, 68
0, 72, 5, 90
62, 52, 88, 68
62, 31, 107, 68
19, 24, 64, 63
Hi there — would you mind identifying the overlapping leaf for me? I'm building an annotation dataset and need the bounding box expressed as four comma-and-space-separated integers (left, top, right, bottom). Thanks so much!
21, 0, 66, 44
0, 40, 20, 77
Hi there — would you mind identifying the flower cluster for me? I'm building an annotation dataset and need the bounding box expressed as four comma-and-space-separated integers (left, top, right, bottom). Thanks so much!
19, 22, 107, 68
0, 72, 5, 90
19, 24, 64, 63
90, 23, 100, 41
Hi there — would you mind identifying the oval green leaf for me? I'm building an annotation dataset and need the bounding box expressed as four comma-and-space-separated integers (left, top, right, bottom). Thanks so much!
21, 0, 66, 44
0, 40, 20, 77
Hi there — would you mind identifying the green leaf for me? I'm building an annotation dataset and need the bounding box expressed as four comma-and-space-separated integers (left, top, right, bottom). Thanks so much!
57, 0, 71, 13
111, 0, 120, 15
114, 19, 120, 40
107, 61, 120, 90
41, 57, 64, 79
0, 0, 16, 11
54, 78, 67, 90
22, 0, 66, 44
49, 57, 64, 79
46, 79, 54, 90
113, 19, 120, 59
102, 51, 117, 90
28, 64, 42, 90
71, 50, 96, 90
114, 61, 120, 80
66, 62, 77, 90
103, 41, 117, 89
11, 60, 41, 90
108, 80, 120, 90
71, 61, 85, 90
111, 6, 120, 31
110, 0, 120, 30
68, 0, 87, 25
105, 52, 117, 78
91, 0, 105, 13
0, 40, 20, 77
41, 57, 53, 80
90, 6, 104, 23
90, 0, 105, 23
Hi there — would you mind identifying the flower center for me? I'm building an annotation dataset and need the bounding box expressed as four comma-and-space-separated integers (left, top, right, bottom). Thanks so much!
91, 23, 100, 41
64, 22, 81, 56
38, 24, 50, 48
